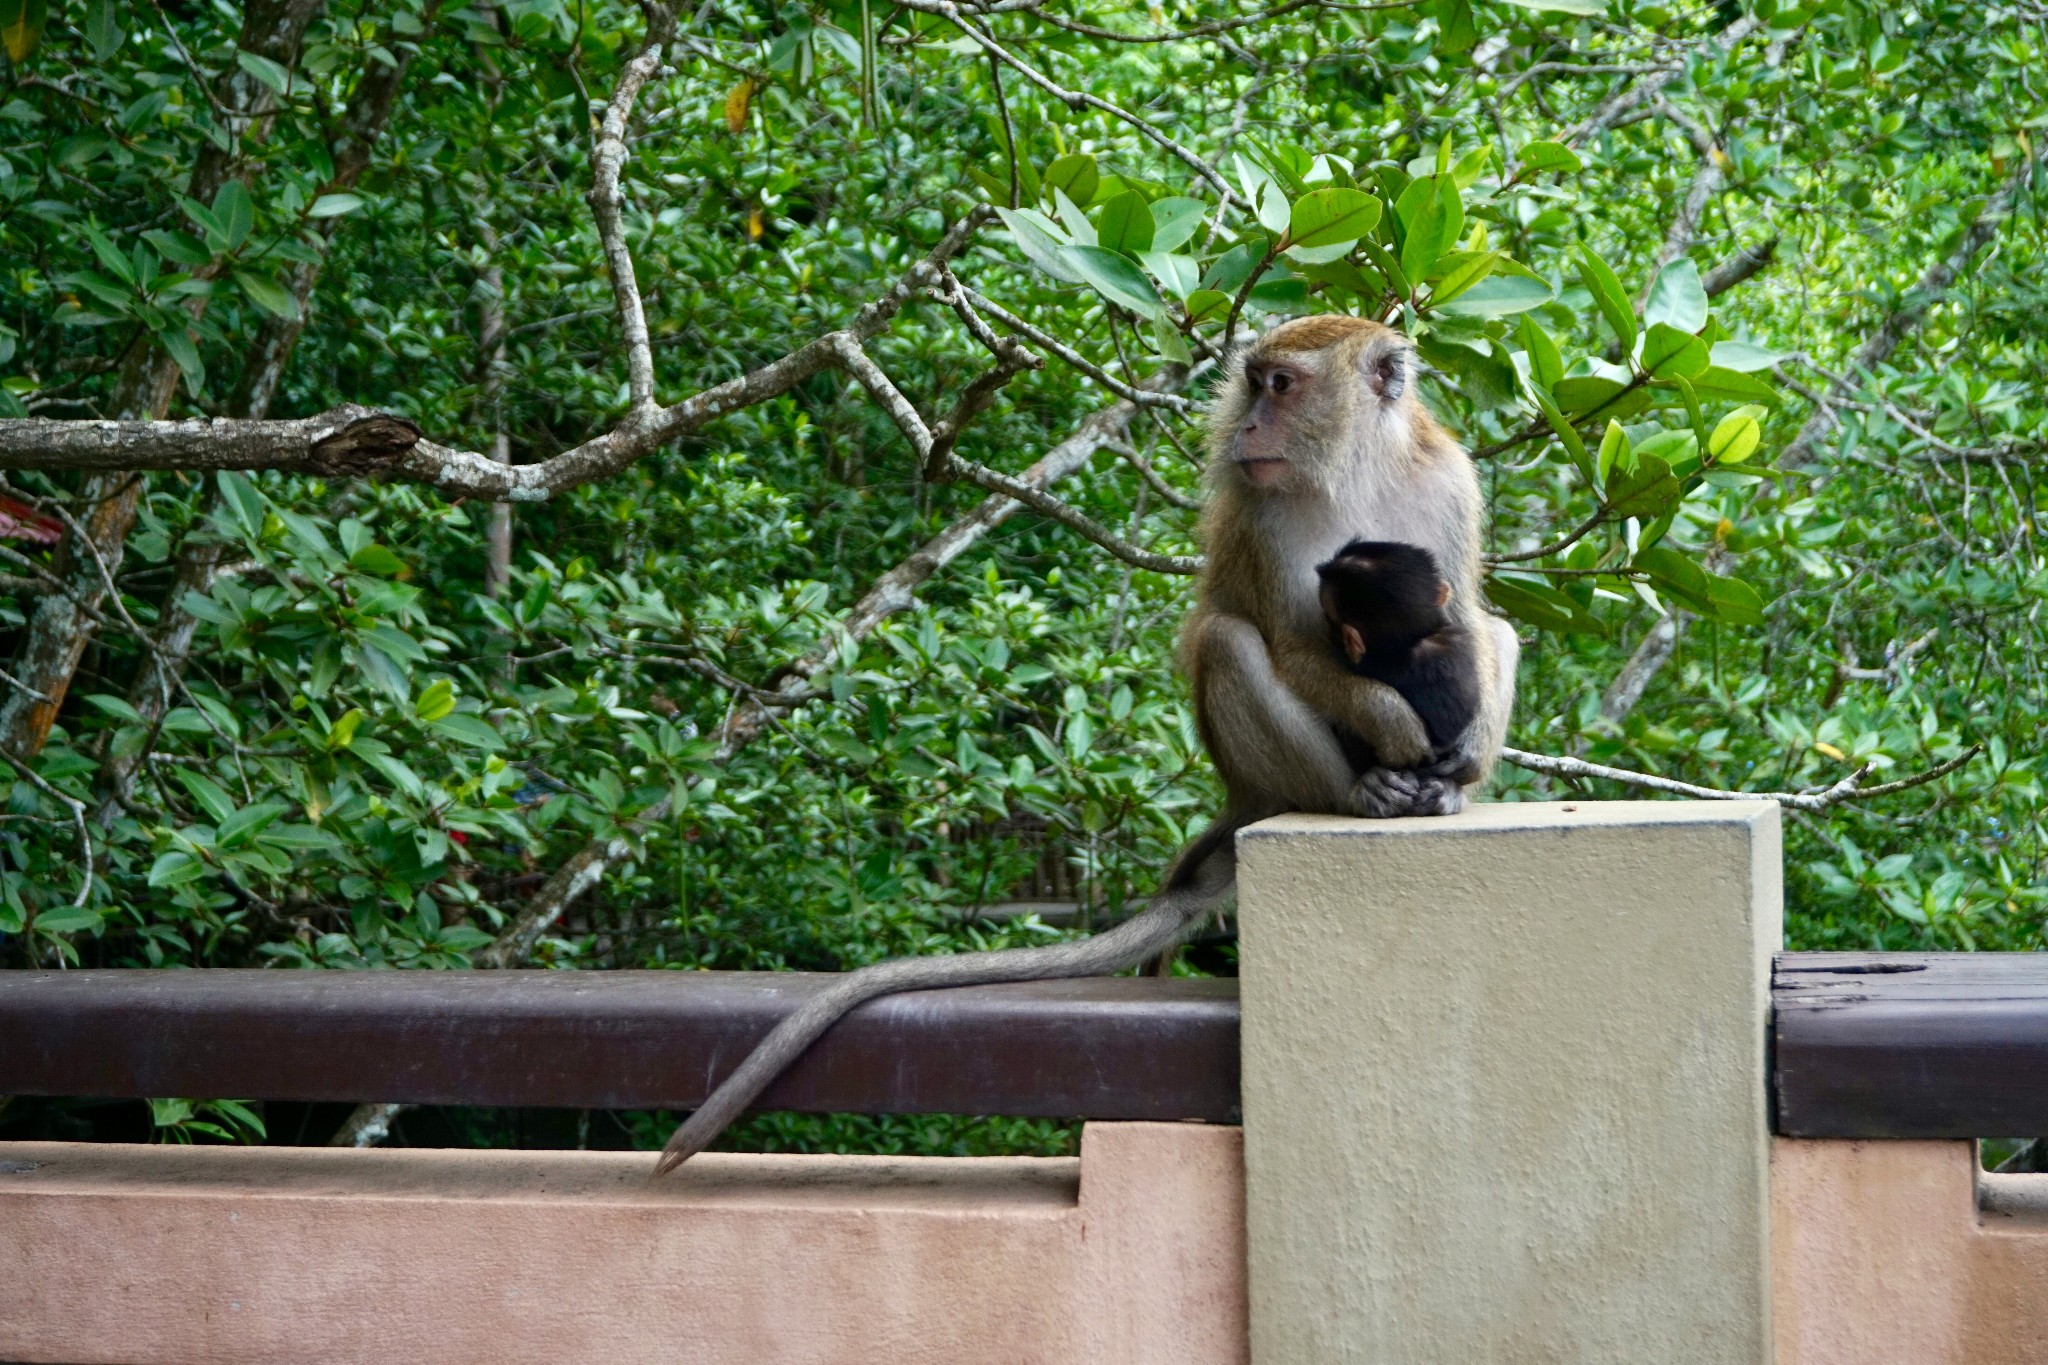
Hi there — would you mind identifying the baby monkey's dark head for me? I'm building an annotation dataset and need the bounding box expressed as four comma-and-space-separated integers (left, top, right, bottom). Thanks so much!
1315, 539, 1453, 664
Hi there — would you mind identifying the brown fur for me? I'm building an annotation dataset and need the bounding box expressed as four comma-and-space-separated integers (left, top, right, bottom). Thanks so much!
1184, 316, 1516, 816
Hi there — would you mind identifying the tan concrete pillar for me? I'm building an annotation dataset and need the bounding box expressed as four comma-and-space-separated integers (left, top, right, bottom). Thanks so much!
1236, 801, 1782, 1364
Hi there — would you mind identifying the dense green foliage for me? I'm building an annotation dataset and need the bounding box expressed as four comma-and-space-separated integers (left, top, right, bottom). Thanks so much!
0, 0, 2043, 1149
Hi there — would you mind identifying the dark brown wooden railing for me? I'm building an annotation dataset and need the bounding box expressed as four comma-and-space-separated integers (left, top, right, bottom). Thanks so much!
4, 952, 2045, 1137
0, 970, 1242, 1122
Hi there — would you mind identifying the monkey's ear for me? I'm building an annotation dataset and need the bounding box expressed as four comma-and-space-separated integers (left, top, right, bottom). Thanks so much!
1340, 623, 1367, 663
1435, 581, 1452, 608
1362, 343, 1409, 402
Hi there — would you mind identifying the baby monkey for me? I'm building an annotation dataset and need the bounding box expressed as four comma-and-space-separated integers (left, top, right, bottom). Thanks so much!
1316, 540, 1481, 778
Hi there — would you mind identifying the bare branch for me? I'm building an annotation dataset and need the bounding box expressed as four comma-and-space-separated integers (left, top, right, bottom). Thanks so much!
1702, 237, 1778, 296
0, 213, 992, 500
1484, 504, 1609, 564
1597, 612, 1686, 727
960, 287, 1195, 412
944, 456, 1202, 574
1566, 15, 1757, 145
589, 5, 677, 412
0, 408, 423, 477
1501, 744, 1981, 812
0, 745, 92, 910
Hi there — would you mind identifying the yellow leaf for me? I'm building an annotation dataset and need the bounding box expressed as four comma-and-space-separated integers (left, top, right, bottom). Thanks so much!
1814, 741, 1846, 761
0, 0, 48, 62
747, 207, 764, 241
724, 77, 754, 134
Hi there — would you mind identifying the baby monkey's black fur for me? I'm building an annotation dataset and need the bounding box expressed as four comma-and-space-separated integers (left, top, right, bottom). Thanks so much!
1316, 540, 1481, 775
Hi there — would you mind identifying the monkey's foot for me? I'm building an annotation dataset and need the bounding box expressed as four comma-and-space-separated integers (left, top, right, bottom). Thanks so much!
1351, 768, 1465, 818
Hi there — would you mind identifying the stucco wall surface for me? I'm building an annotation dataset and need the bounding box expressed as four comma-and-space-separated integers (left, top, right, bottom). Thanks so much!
1235, 801, 1782, 1364
0, 1120, 1246, 1365
1773, 1137, 2048, 1364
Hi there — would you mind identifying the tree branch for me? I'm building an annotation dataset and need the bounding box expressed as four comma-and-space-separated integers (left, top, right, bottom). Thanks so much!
588, 4, 676, 412
0, 213, 993, 499
1501, 744, 1981, 812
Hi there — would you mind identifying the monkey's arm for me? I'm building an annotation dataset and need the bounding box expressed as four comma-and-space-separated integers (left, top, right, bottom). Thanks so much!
1269, 632, 1434, 769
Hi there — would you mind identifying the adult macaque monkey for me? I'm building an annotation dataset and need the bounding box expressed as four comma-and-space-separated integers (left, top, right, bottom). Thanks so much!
654, 315, 1516, 1174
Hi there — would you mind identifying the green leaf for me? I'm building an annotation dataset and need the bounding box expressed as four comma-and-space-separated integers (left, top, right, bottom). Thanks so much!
173, 770, 237, 826
1485, 575, 1603, 633
1148, 197, 1207, 252
1708, 340, 1787, 372
1138, 250, 1200, 299
1254, 180, 1290, 236
1436, 273, 1553, 318
212, 181, 254, 252
1151, 315, 1193, 364
141, 229, 211, 267
1049, 188, 1096, 245
1287, 187, 1382, 249
1703, 572, 1766, 626
1597, 419, 1629, 480
1643, 259, 1708, 333
307, 192, 364, 219
1576, 245, 1636, 354
1427, 249, 1499, 308
1041, 154, 1098, 211
1691, 366, 1783, 404
83, 693, 145, 724
430, 713, 506, 751
1517, 314, 1563, 389
83, 0, 121, 59
234, 270, 299, 321
994, 207, 1085, 284
1517, 140, 1582, 175
349, 542, 406, 577
1709, 406, 1765, 464
1641, 321, 1709, 378
1094, 190, 1155, 255
414, 679, 457, 723
1605, 453, 1681, 519
235, 49, 292, 96
34, 907, 103, 934
1533, 390, 1594, 482
157, 326, 204, 397
1496, 0, 1606, 12
1395, 175, 1462, 284
1061, 245, 1165, 318
1200, 242, 1260, 295
326, 707, 366, 751
1183, 288, 1230, 324
1552, 374, 1628, 415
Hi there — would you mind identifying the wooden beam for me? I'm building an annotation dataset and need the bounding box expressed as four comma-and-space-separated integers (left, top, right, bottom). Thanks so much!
0, 970, 1241, 1122
1774, 952, 2048, 1138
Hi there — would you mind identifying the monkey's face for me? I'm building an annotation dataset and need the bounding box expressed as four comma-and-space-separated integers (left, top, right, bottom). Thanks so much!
1231, 353, 1322, 488
1210, 317, 1418, 494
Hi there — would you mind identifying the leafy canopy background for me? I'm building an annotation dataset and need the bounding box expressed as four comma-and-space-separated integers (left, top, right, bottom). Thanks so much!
0, 0, 2044, 1151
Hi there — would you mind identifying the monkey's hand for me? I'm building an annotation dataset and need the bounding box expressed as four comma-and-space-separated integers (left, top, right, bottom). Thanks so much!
1271, 636, 1433, 769
1352, 768, 1467, 818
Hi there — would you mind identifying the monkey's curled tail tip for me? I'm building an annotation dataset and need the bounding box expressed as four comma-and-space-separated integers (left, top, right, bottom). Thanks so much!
652, 1118, 713, 1177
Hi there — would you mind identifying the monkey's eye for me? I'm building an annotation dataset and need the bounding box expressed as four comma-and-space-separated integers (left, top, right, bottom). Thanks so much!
1270, 371, 1293, 395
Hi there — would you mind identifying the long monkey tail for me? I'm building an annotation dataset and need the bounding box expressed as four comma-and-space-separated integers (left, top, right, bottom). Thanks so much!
652, 815, 1247, 1175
